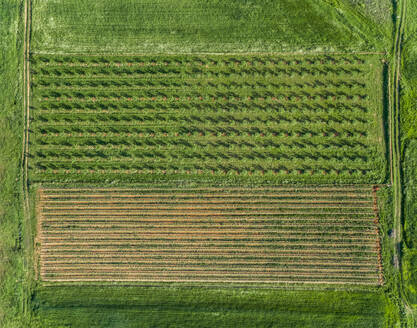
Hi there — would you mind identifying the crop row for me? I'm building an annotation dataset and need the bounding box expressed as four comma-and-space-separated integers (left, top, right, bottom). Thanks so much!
31, 111, 370, 125
32, 139, 372, 152
31, 162, 375, 174
40, 224, 375, 233
33, 135, 371, 149
31, 146, 373, 161
31, 54, 368, 66
36, 99, 369, 113
31, 169, 377, 179
40, 253, 377, 262
33, 90, 369, 102
33, 77, 366, 90
31, 64, 365, 77
31, 122, 372, 136
40, 247, 376, 256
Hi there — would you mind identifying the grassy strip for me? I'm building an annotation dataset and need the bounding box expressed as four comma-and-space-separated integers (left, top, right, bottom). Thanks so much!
0, 0, 29, 327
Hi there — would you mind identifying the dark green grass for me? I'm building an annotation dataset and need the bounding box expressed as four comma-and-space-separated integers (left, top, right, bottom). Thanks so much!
31, 0, 386, 54
31, 286, 387, 328
0, 0, 27, 327
402, 140, 417, 304
28, 54, 387, 185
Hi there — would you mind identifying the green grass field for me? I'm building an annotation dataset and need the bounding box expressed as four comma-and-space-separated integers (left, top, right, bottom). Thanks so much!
2, 0, 417, 327
30, 0, 387, 54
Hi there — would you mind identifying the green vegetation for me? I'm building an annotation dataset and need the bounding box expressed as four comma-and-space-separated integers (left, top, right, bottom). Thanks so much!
31, 0, 387, 54
0, 0, 27, 327
29, 54, 386, 185
32, 286, 387, 328
400, 0, 417, 320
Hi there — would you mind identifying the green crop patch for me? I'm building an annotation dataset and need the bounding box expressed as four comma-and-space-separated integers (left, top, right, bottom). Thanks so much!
32, 286, 387, 328
29, 54, 386, 185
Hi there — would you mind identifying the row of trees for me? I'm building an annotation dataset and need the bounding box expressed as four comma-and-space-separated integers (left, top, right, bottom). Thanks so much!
34, 77, 366, 90
32, 65, 365, 77
33, 55, 367, 66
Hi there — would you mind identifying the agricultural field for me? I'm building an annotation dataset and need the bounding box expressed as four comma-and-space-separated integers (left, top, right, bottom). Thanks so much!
29, 53, 386, 184
4, 0, 417, 327
37, 186, 382, 285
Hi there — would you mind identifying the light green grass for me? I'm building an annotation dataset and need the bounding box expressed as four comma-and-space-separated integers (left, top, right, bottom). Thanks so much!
0, 0, 26, 327
31, 0, 387, 54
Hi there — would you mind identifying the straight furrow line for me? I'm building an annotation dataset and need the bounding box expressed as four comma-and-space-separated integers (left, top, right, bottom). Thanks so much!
40, 229, 378, 236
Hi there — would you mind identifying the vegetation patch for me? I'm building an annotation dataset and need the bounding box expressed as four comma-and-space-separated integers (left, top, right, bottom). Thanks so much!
37, 185, 383, 285
29, 54, 387, 185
